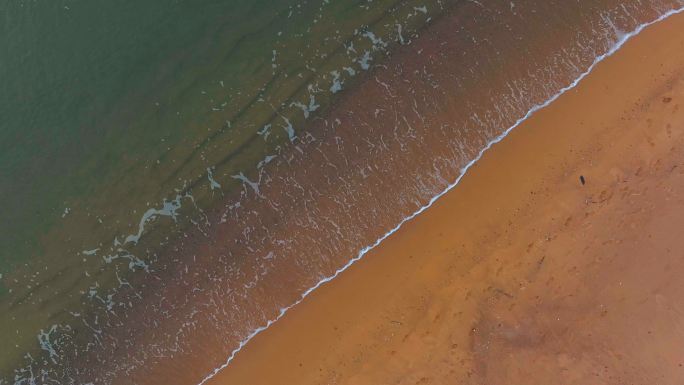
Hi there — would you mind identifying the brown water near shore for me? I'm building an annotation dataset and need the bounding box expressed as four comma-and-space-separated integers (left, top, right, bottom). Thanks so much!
206, 10, 684, 385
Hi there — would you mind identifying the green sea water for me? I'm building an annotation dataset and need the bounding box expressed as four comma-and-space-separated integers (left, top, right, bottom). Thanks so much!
1, 0, 367, 269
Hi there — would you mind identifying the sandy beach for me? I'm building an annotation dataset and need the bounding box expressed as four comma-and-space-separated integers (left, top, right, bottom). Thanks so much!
205, 10, 684, 385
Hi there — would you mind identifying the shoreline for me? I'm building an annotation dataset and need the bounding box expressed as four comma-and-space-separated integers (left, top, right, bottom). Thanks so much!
204, 8, 684, 385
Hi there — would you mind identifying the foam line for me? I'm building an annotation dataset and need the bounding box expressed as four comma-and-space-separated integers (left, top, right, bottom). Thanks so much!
197, 7, 684, 384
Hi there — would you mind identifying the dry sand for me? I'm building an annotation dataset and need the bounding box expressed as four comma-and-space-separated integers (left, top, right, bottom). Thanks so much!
206, 11, 684, 385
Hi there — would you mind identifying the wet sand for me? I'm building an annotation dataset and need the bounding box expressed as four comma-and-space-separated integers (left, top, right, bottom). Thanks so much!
205, 10, 684, 385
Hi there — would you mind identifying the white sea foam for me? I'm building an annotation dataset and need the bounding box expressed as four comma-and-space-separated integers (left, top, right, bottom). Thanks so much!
196, 7, 684, 384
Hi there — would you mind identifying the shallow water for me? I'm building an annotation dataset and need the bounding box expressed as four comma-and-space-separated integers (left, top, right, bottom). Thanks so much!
1, 0, 682, 384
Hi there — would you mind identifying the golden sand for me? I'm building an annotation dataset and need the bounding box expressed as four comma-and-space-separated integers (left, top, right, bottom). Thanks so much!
206, 11, 684, 385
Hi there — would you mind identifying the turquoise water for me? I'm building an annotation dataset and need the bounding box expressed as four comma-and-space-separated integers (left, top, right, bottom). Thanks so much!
1, 0, 424, 268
